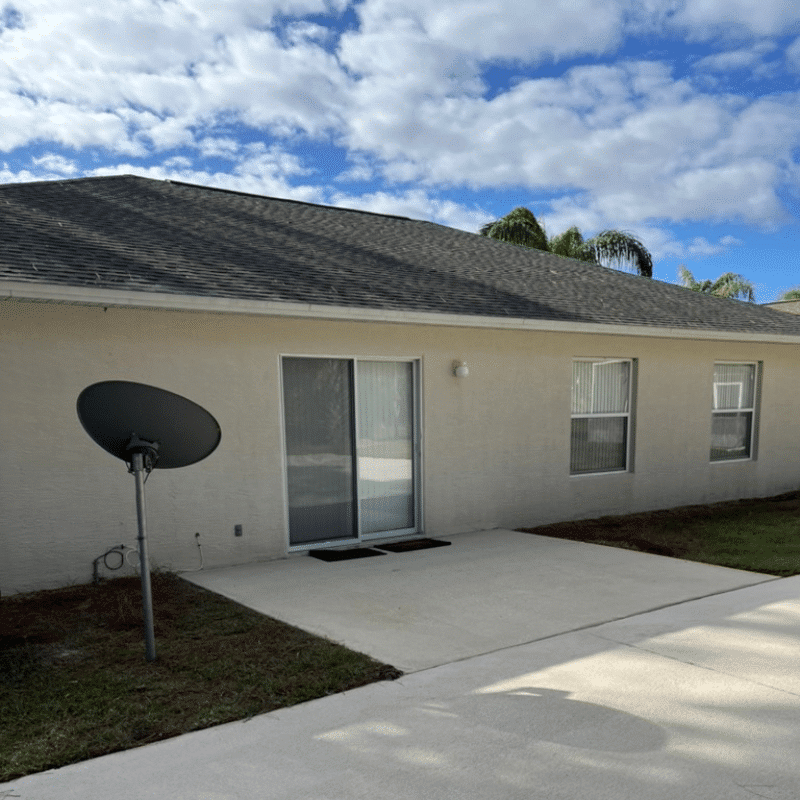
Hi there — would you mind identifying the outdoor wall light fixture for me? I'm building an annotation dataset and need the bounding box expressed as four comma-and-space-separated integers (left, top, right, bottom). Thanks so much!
453, 360, 469, 378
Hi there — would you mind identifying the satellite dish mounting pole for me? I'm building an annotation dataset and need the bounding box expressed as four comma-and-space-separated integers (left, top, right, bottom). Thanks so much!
77, 381, 221, 664
128, 437, 159, 662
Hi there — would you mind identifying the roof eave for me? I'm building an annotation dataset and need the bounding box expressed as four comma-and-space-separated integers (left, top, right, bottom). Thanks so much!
3, 280, 800, 345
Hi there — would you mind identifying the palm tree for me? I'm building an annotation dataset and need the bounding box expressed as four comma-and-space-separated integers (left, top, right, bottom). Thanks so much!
678, 265, 755, 302
479, 207, 654, 278
547, 226, 594, 262
478, 206, 548, 251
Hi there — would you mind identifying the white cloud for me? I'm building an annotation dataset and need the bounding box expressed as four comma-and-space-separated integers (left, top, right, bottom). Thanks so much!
90, 161, 326, 204
337, 56, 799, 230
0, 139, 325, 199
6, 2, 211, 84
0, 95, 145, 154
1, 0, 352, 155
79, 140, 324, 203
787, 36, 800, 71
162, 156, 193, 169
198, 137, 242, 159
0, 164, 68, 184
31, 153, 79, 175
693, 41, 779, 76
331, 188, 492, 231
669, 0, 800, 38
282, 21, 332, 45
699, 97, 800, 166
335, 153, 376, 183
199, 29, 351, 136
720, 234, 744, 247
237, 142, 315, 178
1, 0, 798, 247
614, 228, 744, 267
685, 234, 744, 256
629, 0, 800, 39
540, 205, 746, 265
348, 0, 625, 64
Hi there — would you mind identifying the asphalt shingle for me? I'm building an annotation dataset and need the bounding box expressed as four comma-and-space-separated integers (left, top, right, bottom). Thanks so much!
2, 174, 800, 337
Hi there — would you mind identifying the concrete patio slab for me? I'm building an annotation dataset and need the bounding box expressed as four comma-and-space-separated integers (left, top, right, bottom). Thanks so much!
182, 529, 776, 672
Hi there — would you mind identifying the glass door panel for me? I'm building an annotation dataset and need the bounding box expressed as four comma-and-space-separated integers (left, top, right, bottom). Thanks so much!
283, 357, 419, 548
283, 358, 356, 545
356, 361, 415, 535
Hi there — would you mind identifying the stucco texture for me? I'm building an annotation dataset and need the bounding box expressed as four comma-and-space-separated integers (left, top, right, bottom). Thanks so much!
2, 299, 799, 593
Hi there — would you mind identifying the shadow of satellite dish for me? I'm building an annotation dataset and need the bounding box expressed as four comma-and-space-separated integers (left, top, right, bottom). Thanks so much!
77, 381, 221, 662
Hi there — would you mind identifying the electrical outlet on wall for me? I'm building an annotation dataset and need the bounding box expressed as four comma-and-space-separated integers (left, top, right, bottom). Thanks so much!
234, 524, 243, 537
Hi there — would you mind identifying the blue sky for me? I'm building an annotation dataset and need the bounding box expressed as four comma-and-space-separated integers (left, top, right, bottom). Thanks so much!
2, 0, 799, 300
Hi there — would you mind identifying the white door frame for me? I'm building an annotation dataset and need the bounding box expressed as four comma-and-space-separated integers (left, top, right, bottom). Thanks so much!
280, 354, 423, 551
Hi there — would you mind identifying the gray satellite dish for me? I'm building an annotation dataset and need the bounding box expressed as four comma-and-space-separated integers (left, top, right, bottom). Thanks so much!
77, 381, 221, 662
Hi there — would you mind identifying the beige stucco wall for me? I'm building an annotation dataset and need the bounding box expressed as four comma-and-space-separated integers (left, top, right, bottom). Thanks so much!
3, 298, 800, 593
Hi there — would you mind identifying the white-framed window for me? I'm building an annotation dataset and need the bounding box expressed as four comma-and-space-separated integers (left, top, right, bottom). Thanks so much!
571, 358, 633, 475
711, 362, 757, 462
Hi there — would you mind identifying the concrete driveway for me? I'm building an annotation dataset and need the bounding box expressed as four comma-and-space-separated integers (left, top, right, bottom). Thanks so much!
5, 530, 800, 800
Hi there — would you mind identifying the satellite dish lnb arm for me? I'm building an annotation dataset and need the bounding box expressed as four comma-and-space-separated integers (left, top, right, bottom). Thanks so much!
125, 434, 159, 473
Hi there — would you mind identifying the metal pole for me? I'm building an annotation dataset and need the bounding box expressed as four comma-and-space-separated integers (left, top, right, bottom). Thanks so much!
131, 451, 157, 662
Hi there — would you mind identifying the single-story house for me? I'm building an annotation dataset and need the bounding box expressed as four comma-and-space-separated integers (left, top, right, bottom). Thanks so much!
3, 175, 800, 594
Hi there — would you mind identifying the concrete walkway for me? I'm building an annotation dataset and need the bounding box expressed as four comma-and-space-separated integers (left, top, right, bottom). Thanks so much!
4, 531, 800, 799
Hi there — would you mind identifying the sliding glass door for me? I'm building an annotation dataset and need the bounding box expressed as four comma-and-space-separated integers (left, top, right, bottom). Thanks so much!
283, 357, 419, 547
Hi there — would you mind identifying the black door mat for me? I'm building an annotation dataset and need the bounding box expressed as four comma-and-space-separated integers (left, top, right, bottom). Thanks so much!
376, 538, 451, 553
308, 547, 387, 562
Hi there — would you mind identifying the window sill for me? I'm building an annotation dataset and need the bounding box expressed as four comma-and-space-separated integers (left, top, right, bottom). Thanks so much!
570, 469, 631, 478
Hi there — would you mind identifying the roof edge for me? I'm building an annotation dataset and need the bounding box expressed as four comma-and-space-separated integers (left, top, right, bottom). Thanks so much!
0, 173, 418, 223
3, 281, 800, 345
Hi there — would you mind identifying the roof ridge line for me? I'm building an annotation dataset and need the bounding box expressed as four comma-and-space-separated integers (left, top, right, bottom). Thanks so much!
151, 176, 419, 224
0, 173, 420, 225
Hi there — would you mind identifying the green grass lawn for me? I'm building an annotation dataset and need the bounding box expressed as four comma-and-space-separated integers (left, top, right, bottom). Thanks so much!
0, 572, 401, 783
519, 490, 800, 577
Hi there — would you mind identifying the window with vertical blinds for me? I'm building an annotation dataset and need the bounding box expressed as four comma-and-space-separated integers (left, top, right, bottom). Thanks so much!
711, 362, 757, 461
570, 359, 632, 474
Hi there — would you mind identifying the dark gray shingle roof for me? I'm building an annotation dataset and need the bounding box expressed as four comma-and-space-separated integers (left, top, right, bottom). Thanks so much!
2, 174, 800, 337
